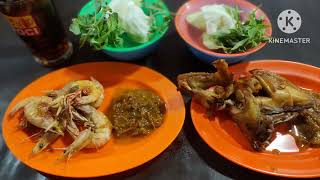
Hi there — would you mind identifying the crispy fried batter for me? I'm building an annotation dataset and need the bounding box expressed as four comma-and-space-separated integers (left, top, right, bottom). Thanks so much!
177, 59, 320, 151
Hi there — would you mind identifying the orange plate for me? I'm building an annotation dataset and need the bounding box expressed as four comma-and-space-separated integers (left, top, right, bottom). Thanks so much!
191, 60, 320, 178
2, 62, 185, 178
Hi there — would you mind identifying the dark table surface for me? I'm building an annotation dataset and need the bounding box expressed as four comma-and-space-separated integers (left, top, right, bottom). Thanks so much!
1, 0, 319, 179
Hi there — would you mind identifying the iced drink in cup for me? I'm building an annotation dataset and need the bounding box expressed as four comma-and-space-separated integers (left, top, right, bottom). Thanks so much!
0, 0, 73, 66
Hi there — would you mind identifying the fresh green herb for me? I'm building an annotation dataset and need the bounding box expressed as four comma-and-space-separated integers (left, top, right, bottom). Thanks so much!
208, 7, 269, 53
142, 1, 172, 38
69, 0, 171, 50
69, 7, 124, 49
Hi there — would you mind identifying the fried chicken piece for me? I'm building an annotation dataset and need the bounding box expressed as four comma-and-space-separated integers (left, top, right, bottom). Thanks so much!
177, 60, 234, 109
177, 59, 320, 151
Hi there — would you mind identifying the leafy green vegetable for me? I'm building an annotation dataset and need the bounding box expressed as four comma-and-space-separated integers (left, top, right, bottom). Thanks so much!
205, 7, 269, 53
69, 7, 124, 49
69, 0, 171, 50
142, 0, 172, 38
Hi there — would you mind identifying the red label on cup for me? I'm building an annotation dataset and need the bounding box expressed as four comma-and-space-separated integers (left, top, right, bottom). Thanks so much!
4, 15, 41, 36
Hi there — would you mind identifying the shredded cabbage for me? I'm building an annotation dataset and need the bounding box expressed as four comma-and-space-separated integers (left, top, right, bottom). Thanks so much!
186, 4, 237, 50
202, 33, 221, 49
186, 12, 206, 31
109, 0, 151, 43
201, 4, 236, 35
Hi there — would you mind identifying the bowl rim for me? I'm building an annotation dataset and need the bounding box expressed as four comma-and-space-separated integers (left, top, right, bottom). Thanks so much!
78, 0, 170, 52
175, 0, 273, 57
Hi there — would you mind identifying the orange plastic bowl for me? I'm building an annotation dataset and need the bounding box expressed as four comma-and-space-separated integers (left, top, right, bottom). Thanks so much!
175, 0, 272, 64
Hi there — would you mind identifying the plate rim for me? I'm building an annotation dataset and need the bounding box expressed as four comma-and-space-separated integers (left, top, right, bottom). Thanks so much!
2, 61, 186, 178
190, 59, 320, 178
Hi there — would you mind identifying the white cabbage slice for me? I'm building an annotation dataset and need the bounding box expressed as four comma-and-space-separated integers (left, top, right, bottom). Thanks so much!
186, 4, 236, 49
109, 0, 151, 43
202, 33, 221, 50
201, 4, 236, 35
186, 12, 206, 31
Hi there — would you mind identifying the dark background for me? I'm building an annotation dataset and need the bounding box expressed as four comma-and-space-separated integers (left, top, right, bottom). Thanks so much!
0, 0, 319, 179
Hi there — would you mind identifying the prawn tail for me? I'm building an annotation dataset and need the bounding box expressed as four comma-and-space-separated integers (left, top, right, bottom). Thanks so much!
90, 77, 100, 85
90, 77, 104, 108
10, 97, 36, 116
62, 129, 92, 160
92, 94, 104, 108
90, 77, 103, 89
